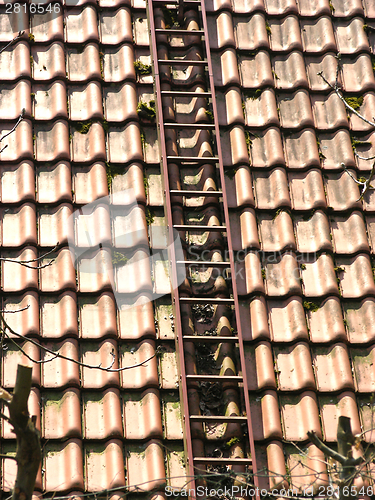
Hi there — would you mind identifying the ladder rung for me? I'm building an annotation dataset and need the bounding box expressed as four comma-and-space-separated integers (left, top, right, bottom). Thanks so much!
164, 123, 215, 129
183, 335, 238, 343
194, 457, 252, 465
170, 189, 222, 196
177, 260, 230, 266
190, 415, 247, 422
187, 375, 243, 382
180, 297, 234, 304
161, 91, 212, 97
167, 156, 219, 163
152, 0, 200, 4
158, 59, 208, 65
173, 225, 226, 231
156, 28, 204, 35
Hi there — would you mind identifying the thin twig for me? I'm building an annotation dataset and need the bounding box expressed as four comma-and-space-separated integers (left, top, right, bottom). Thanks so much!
0, 243, 60, 269
341, 161, 375, 201
0, 109, 26, 146
307, 431, 364, 467
0, 31, 25, 57
0, 306, 30, 314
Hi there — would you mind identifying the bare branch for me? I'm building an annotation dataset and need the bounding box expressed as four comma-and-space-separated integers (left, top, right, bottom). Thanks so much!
0, 109, 26, 147
0, 243, 60, 269
341, 162, 375, 201
307, 431, 363, 466
0, 31, 25, 56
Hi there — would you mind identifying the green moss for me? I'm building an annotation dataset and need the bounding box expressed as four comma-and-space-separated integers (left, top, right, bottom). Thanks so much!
300, 263, 306, 270
245, 130, 252, 152
303, 301, 320, 312
334, 266, 345, 273
99, 51, 104, 79
143, 174, 148, 196
244, 88, 263, 100
224, 167, 237, 179
134, 60, 152, 75
146, 207, 154, 225
329, 0, 335, 12
101, 119, 109, 133
265, 21, 272, 35
344, 96, 364, 111
28, 33, 35, 43
105, 162, 124, 191
351, 136, 372, 150
137, 100, 156, 122
31, 92, 35, 99
140, 127, 146, 149
224, 437, 241, 448
74, 121, 92, 134
162, 7, 179, 28
112, 251, 129, 266
30, 55, 34, 66
261, 269, 266, 280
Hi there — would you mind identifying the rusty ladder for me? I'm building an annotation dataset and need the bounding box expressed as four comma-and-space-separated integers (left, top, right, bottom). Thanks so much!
147, 0, 258, 495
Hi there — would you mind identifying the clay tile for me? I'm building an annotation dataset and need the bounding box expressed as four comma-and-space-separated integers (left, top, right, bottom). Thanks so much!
234, 13, 269, 50
108, 122, 143, 163
284, 129, 321, 169
235, 250, 265, 295
113, 204, 148, 248
126, 440, 165, 492
123, 388, 163, 439
265, 252, 302, 297
81, 339, 120, 388
0, 119, 32, 162
330, 212, 369, 254
225, 165, 255, 208
335, 18, 369, 55
31, 8, 64, 42
286, 443, 328, 491
38, 203, 73, 247
212, 48, 240, 87
1, 161, 35, 204
65, 6, 99, 43
36, 162, 72, 203
305, 53, 341, 92
133, 13, 150, 46
311, 92, 348, 130
238, 50, 274, 88
239, 296, 271, 341
73, 162, 108, 204
307, 297, 347, 344
221, 125, 250, 166
104, 82, 137, 122
206, 0, 232, 12
264, 0, 297, 16
250, 127, 285, 168
244, 88, 279, 128
43, 388, 82, 439
324, 170, 362, 211
365, 215, 375, 252
297, 0, 331, 16
216, 87, 245, 126
32, 42, 66, 81
79, 292, 117, 339
100, 7, 132, 44
301, 253, 339, 297
40, 292, 78, 339
3, 387, 40, 439
35, 121, 70, 162
269, 16, 303, 52
255, 442, 287, 490
207, 11, 236, 49
344, 298, 375, 344
75, 202, 111, 248
0, 81, 31, 120
2, 247, 38, 292
3, 292, 39, 338
319, 392, 361, 442
363, 0, 375, 16
103, 44, 136, 82
2, 341, 40, 388
71, 122, 106, 162
112, 163, 146, 205
44, 439, 84, 491
294, 211, 332, 253
289, 170, 327, 210
351, 345, 375, 392
40, 248, 76, 292
280, 392, 321, 441
313, 343, 354, 391
259, 211, 296, 252
120, 339, 159, 389
69, 82, 103, 121
245, 341, 276, 390
350, 92, 375, 133
83, 389, 123, 439
275, 342, 315, 391
42, 339, 80, 388
254, 168, 291, 209
331, 0, 364, 16
268, 297, 308, 342
278, 90, 314, 130
249, 390, 282, 440
67, 43, 101, 81
341, 54, 375, 94
337, 254, 375, 298
162, 393, 183, 439
229, 208, 259, 250
0, 12, 28, 40
158, 344, 179, 390
273, 51, 308, 90
318, 130, 356, 170
301, 17, 337, 53
232, 0, 265, 13
2, 203, 37, 247
0, 41, 30, 80
33, 81, 67, 120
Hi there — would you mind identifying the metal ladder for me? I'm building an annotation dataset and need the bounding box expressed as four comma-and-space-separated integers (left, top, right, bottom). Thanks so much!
147, 0, 258, 494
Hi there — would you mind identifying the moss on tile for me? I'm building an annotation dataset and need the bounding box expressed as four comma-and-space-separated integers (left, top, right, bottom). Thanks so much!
112, 251, 129, 266
162, 7, 179, 28
30, 55, 34, 66
146, 207, 154, 225
328, 0, 335, 12
137, 100, 156, 122
344, 96, 364, 111
351, 136, 372, 150
28, 33, 35, 43
265, 20, 272, 35
105, 161, 124, 190
134, 60, 152, 75
244, 88, 263, 100
303, 301, 320, 313
74, 121, 92, 134
99, 51, 104, 79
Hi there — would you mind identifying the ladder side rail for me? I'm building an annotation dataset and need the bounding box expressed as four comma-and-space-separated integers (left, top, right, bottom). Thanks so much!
199, 0, 259, 487
147, 1, 197, 494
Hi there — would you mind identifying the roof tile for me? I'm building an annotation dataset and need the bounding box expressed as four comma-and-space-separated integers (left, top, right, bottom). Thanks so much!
284, 129, 321, 169
351, 345, 375, 392
81, 339, 120, 388
162, 393, 183, 440
216, 87, 245, 127
324, 170, 362, 211
108, 122, 143, 163
0, 41, 30, 80
232, 0, 265, 13
269, 16, 303, 52
73, 162, 108, 204
126, 440, 165, 492
278, 90, 314, 130
0, 81, 31, 120
133, 13, 149, 46
69, 82, 103, 121
235, 250, 265, 295
265, 252, 302, 297
234, 13, 269, 51
123, 388, 163, 439
250, 390, 283, 440
33, 81, 68, 120
344, 298, 375, 344
71, 122, 106, 162
31, 10, 64, 42
104, 82, 138, 122
301, 17, 337, 53
280, 391, 321, 441
239, 296, 271, 341
40, 292, 78, 339
120, 339, 158, 389
250, 127, 285, 168
2, 247, 38, 292
42, 339, 80, 388
1, 161, 35, 204
103, 44, 136, 82
35, 121, 70, 162
319, 130, 355, 170
3, 292, 39, 338
300, 253, 339, 297
341, 54, 375, 93
294, 211, 332, 253
311, 92, 348, 131
256, 441, 287, 490
206, 0, 233, 13
32, 42, 66, 81
220, 126, 250, 166
230, 208, 260, 250
38, 204, 73, 247
330, 0, 364, 17
264, 0, 298, 16
207, 11, 236, 49
244, 88, 279, 128
297, 0, 331, 16
254, 168, 291, 209
0, 120, 32, 162
225, 165, 255, 208
99, 8, 133, 44
245, 341, 277, 391
2, 203, 37, 247
268, 297, 309, 342
305, 53, 341, 92
83, 389, 123, 439
330, 212, 369, 254
308, 296, 347, 343
335, 18, 369, 55
313, 343, 354, 391
40, 248, 76, 292
43, 389, 82, 439
238, 51, 274, 89
212, 49, 240, 87
274, 342, 315, 391
79, 293, 117, 339
44, 439, 84, 491
65, 6, 99, 43
337, 254, 375, 298
273, 51, 308, 90
286, 443, 328, 491
85, 440, 126, 490
2, 342, 40, 388
289, 170, 327, 211
37, 162, 72, 203
258, 211, 296, 252
67, 44, 101, 82
319, 392, 361, 442
349, 92, 375, 133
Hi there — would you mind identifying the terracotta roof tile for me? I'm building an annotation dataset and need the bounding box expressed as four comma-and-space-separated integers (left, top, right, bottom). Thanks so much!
324, 170, 362, 211
284, 129, 321, 169
83, 389, 123, 439
286, 443, 328, 490
0, 41, 31, 80
103, 44, 136, 82
245, 341, 277, 391
311, 92, 348, 131
32, 42, 66, 81
330, 212, 370, 254
268, 297, 309, 342
239, 296, 271, 341
126, 440, 165, 492
349, 92, 375, 133
73, 162, 108, 204
250, 127, 285, 168
258, 211, 296, 252
319, 392, 361, 442
244, 88, 279, 128
65, 6, 99, 43
269, 16, 303, 52
330, 0, 364, 17
300, 253, 339, 297
274, 342, 315, 391
264, 0, 298, 16
2, 247, 38, 292
280, 391, 321, 441
265, 252, 302, 297
207, 11, 236, 49
318, 130, 356, 170
344, 298, 375, 344
301, 17, 337, 53
86, 440, 126, 490
254, 168, 291, 208
232, 0, 265, 14
250, 391, 283, 440
305, 53, 341, 92
294, 211, 332, 253
69, 82, 104, 121
67, 44, 102, 82
340, 54, 375, 93
212, 48, 240, 87
40, 292, 78, 339
1, 161, 35, 204
44, 439, 84, 491
352, 346, 375, 392
42, 339, 80, 388
35, 121, 70, 162
123, 388, 163, 439
39, 248, 76, 292
335, 18, 369, 55
81, 339, 119, 388
273, 51, 308, 90
289, 170, 327, 210
43, 389, 82, 439
233, 13, 269, 51
297, 0, 331, 17
235, 250, 265, 295
3, 292, 39, 338
79, 293, 117, 339
31, 10, 64, 42
99, 8, 133, 44
38, 203, 73, 246
307, 297, 347, 343
225, 165, 255, 208
238, 51, 274, 88
336, 254, 375, 298
229, 208, 259, 250
312, 344, 354, 392
37, 162, 72, 204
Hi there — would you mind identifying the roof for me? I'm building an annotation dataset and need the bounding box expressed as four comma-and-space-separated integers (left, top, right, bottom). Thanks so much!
0, 0, 375, 496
